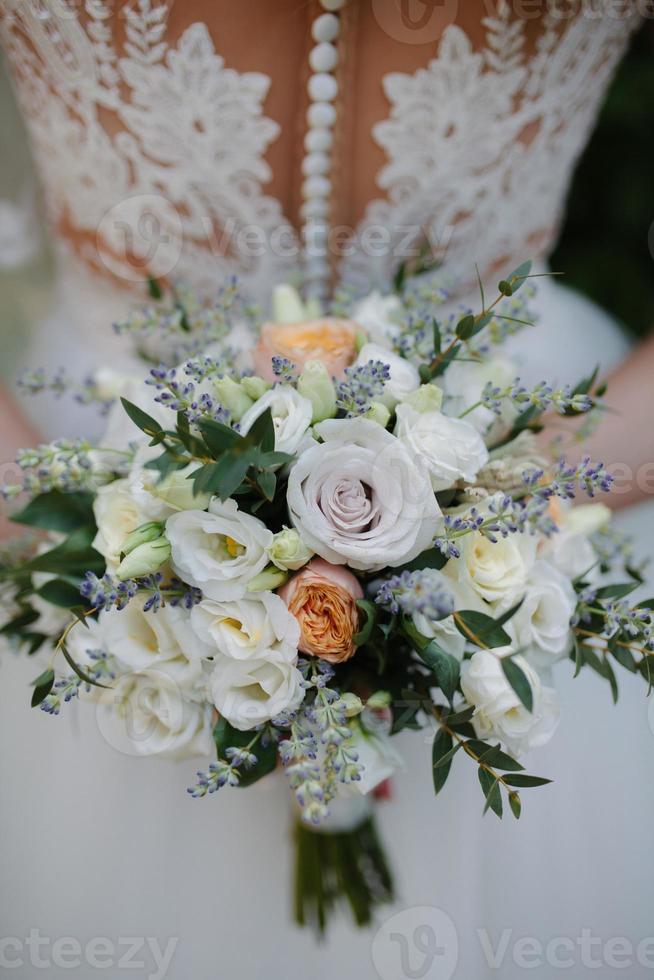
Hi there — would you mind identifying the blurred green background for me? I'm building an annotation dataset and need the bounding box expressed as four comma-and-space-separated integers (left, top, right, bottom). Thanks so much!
552, 21, 654, 339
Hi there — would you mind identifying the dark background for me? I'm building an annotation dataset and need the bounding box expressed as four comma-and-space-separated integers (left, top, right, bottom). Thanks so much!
553, 21, 654, 339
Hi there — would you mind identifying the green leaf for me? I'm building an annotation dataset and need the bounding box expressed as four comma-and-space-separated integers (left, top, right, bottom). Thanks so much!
467, 740, 524, 772
431, 342, 461, 378
501, 656, 533, 712
495, 598, 524, 628
573, 637, 585, 678
509, 791, 522, 819
502, 774, 552, 788
243, 407, 275, 452
418, 641, 460, 703
454, 610, 511, 649
501, 259, 532, 295
10, 490, 95, 533
256, 469, 276, 502
478, 768, 503, 818
397, 547, 447, 574
198, 417, 241, 457
31, 668, 55, 708
20, 528, 104, 578
36, 579, 83, 609
353, 600, 376, 647
432, 729, 454, 794
444, 705, 475, 726
0, 607, 40, 636
432, 319, 441, 354
120, 397, 163, 438
147, 277, 163, 300
609, 642, 637, 674
595, 583, 638, 601
455, 314, 476, 340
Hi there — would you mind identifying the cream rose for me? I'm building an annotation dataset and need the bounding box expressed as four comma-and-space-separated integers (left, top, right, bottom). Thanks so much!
287, 418, 441, 571
542, 503, 611, 580
460, 648, 560, 757
166, 498, 272, 600
238, 385, 313, 457
445, 524, 536, 605
442, 356, 518, 438
95, 662, 213, 760
253, 318, 358, 382
278, 558, 363, 664
394, 404, 489, 491
209, 650, 304, 730
502, 560, 577, 669
190, 591, 300, 662
92, 478, 143, 569
351, 291, 402, 346
353, 343, 420, 409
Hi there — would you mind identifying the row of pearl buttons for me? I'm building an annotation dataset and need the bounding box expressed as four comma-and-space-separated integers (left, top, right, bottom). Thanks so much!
301, 0, 346, 299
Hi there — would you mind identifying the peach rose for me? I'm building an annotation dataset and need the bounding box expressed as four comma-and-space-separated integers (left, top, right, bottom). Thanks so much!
253, 319, 358, 382
278, 557, 363, 664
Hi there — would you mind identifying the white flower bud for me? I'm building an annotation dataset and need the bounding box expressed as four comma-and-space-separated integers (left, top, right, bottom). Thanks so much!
340, 692, 364, 717
364, 401, 391, 428
366, 690, 392, 710
116, 537, 171, 579
121, 521, 164, 556
246, 565, 289, 593
272, 284, 307, 324
240, 376, 271, 401
402, 383, 443, 414
268, 527, 314, 571
297, 359, 337, 422
212, 377, 254, 422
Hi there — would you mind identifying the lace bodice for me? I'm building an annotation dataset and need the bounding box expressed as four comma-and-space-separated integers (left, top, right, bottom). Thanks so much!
0, 0, 641, 305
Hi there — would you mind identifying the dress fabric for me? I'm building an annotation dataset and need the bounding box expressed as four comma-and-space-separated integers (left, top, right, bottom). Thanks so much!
1, 5, 653, 979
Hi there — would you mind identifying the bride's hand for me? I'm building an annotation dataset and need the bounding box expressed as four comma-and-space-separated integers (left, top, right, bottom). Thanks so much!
538, 332, 654, 510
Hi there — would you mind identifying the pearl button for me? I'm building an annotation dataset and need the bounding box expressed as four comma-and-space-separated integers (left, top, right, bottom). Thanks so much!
302, 152, 330, 177
302, 175, 332, 199
300, 198, 330, 220
309, 42, 338, 73
304, 128, 333, 153
308, 72, 338, 103
307, 102, 336, 129
312, 12, 340, 43
320, 0, 345, 10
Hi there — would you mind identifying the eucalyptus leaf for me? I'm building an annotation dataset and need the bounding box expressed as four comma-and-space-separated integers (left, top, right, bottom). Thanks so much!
502, 774, 552, 788
120, 398, 163, 438
501, 656, 533, 712
432, 729, 454, 794
454, 610, 511, 649
478, 768, 503, 818
353, 600, 376, 647
31, 668, 55, 708
11, 490, 95, 533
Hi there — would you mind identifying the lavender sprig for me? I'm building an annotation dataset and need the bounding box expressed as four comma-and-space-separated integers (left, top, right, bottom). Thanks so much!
375, 569, 454, 622
80, 571, 201, 612
335, 360, 390, 417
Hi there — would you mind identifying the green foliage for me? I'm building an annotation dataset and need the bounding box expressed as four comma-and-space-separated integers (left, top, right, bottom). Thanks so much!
10, 490, 95, 533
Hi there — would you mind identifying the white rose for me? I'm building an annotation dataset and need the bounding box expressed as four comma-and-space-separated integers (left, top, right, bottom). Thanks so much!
92, 478, 143, 569
238, 385, 313, 457
446, 525, 536, 605
351, 291, 402, 346
95, 602, 208, 683
413, 575, 485, 661
129, 458, 211, 518
96, 662, 213, 760
348, 725, 403, 796
460, 648, 560, 757
191, 591, 299, 662
287, 418, 441, 572
354, 343, 420, 409
542, 503, 610, 580
166, 498, 273, 600
394, 404, 489, 491
442, 356, 518, 438
209, 650, 304, 730
502, 560, 576, 669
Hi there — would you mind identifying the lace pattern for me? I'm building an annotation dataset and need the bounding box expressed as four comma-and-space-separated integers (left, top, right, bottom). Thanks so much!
0, 0, 641, 302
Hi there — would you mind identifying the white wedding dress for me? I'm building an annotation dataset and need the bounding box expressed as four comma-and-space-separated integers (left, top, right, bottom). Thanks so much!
1, 4, 653, 978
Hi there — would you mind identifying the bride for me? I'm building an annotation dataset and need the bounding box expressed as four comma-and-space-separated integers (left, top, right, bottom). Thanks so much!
1, 2, 653, 976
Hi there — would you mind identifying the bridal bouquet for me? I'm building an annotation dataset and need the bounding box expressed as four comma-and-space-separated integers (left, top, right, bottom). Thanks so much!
2, 262, 651, 932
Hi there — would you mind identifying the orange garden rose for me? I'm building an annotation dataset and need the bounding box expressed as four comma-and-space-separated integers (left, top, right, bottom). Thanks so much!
253, 318, 359, 382
278, 557, 364, 664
